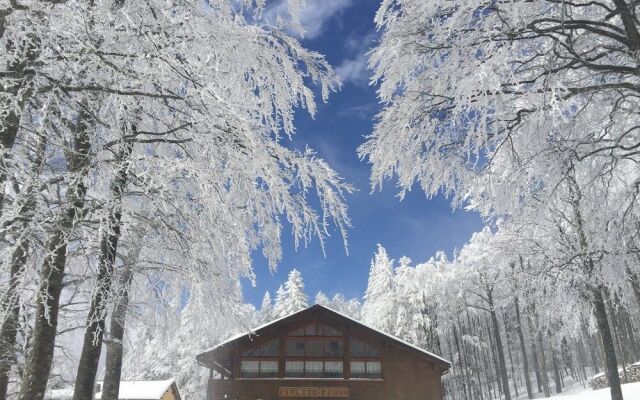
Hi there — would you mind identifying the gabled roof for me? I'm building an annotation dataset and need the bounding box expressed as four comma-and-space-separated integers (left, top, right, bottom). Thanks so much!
196, 304, 451, 371
94, 379, 179, 400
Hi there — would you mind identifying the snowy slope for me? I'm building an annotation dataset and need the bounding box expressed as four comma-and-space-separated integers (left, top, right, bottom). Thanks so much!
546, 382, 640, 400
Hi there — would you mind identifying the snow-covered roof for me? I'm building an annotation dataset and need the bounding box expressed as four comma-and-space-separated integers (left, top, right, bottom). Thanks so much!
198, 304, 451, 367
95, 379, 176, 400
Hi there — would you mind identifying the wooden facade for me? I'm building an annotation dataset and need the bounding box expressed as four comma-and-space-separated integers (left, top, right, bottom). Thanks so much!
196, 304, 450, 400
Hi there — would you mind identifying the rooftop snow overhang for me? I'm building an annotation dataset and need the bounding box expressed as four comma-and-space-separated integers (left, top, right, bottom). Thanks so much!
196, 304, 451, 375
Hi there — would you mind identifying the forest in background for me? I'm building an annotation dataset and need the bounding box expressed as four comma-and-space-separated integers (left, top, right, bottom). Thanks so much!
120, 237, 640, 400
2, 0, 640, 400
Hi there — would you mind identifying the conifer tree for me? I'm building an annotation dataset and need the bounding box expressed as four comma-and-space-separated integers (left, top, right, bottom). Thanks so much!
281, 269, 309, 316
361, 244, 396, 333
259, 291, 273, 324
273, 285, 288, 319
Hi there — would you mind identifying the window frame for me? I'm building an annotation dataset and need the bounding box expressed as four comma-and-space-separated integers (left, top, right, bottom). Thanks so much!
284, 359, 345, 379
236, 322, 384, 380
348, 336, 383, 380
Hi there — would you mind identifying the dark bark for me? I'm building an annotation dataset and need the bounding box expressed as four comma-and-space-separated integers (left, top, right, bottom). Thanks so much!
73, 139, 133, 400
485, 316, 502, 397
550, 338, 562, 394
581, 322, 600, 375
0, 132, 46, 398
515, 297, 533, 399
101, 265, 134, 400
446, 334, 459, 400
566, 164, 622, 399
19, 108, 92, 400
0, 29, 42, 220
536, 329, 551, 397
530, 334, 543, 393
621, 308, 640, 362
628, 268, 640, 308
592, 287, 624, 400
487, 290, 511, 400
529, 303, 551, 397
452, 324, 469, 400
503, 312, 518, 397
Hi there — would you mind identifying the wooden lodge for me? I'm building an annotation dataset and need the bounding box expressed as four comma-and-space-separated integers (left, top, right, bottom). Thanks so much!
196, 304, 450, 400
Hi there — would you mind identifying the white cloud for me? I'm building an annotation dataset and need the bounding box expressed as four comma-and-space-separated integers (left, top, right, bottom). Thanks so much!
264, 0, 353, 39
336, 52, 370, 86
336, 32, 377, 86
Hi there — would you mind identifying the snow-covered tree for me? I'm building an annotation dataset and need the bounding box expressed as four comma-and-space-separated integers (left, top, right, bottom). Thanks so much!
360, 1, 640, 398
273, 269, 309, 318
361, 244, 396, 333
0, 1, 354, 398
315, 292, 361, 320
258, 291, 274, 324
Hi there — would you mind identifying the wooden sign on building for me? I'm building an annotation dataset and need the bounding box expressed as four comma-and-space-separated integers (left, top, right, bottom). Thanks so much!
278, 387, 349, 397
196, 304, 451, 400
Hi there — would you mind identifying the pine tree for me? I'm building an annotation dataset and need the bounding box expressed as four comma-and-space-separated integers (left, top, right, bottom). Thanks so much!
258, 291, 273, 324
315, 291, 330, 306
281, 269, 309, 316
361, 244, 396, 333
273, 285, 288, 319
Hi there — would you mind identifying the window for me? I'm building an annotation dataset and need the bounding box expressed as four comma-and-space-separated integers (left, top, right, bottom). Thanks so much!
325, 339, 343, 357
350, 361, 382, 379
285, 339, 344, 357
349, 338, 381, 379
350, 338, 380, 357
286, 340, 305, 357
240, 361, 260, 378
325, 361, 343, 378
284, 360, 344, 378
285, 360, 305, 377
286, 322, 342, 337
305, 361, 323, 378
260, 361, 279, 377
240, 360, 278, 378
305, 340, 323, 356
242, 338, 279, 357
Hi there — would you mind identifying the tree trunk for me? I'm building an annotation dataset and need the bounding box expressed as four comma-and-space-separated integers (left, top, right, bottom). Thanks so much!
530, 334, 543, 393
503, 311, 518, 397
101, 265, 134, 400
73, 139, 133, 400
452, 324, 470, 400
0, 30, 42, 220
627, 268, 640, 309
19, 109, 92, 400
515, 297, 533, 399
581, 321, 600, 375
566, 163, 622, 399
529, 303, 551, 398
550, 339, 562, 394
0, 130, 47, 398
487, 289, 511, 400
592, 287, 624, 400
536, 329, 551, 397
485, 316, 502, 398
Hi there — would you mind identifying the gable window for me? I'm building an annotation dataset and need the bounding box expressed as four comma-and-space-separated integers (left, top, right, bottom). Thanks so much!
349, 338, 382, 379
350, 337, 380, 358
285, 339, 343, 357
242, 338, 279, 357
349, 361, 382, 379
240, 338, 280, 378
240, 360, 278, 378
284, 360, 344, 378
286, 322, 343, 337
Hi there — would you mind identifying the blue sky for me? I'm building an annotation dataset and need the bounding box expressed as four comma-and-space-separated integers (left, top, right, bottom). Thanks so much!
243, 0, 483, 306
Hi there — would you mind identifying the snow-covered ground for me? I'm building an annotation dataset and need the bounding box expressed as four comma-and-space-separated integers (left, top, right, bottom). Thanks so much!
544, 382, 640, 400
